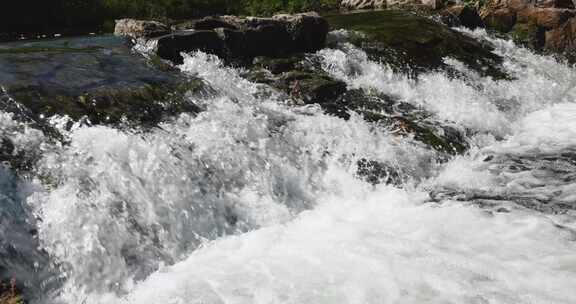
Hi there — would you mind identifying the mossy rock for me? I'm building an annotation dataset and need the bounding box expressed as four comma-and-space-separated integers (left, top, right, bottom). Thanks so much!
246, 55, 347, 105
246, 54, 468, 155
4, 78, 204, 127
323, 89, 469, 155
0, 35, 208, 134
325, 10, 509, 79
280, 71, 347, 104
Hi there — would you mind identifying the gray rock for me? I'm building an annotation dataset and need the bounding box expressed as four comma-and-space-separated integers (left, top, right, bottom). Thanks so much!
114, 19, 170, 40
117, 13, 330, 64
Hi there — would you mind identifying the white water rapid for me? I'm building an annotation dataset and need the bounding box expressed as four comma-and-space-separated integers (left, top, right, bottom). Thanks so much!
4, 28, 576, 303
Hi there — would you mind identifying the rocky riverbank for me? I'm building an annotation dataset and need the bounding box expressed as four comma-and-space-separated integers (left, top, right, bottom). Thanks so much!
341, 0, 576, 60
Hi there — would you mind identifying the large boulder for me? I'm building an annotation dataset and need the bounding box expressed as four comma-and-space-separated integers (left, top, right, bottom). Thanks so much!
245, 55, 468, 155
155, 31, 226, 64
273, 12, 331, 53
114, 19, 170, 40
325, 10, 508, 79
0, 35, 204, 132
116, 13, 330, 64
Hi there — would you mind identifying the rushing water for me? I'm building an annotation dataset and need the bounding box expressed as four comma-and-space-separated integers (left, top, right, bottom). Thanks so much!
2, 27, 576, 303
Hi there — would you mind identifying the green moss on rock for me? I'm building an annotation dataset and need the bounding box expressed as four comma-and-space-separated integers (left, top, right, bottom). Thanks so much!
6, 78, 204, 127
325, 10, 509, 79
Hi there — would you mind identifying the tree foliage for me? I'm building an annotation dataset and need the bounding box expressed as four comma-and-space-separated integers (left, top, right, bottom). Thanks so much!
0, 0, 340, 33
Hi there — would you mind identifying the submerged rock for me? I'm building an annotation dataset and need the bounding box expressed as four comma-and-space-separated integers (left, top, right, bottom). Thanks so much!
0, 36, 204, 133
326, 89, 469, 155
247, 54, 468, 155
117, 13, 330, 64
356, 158, 403, 185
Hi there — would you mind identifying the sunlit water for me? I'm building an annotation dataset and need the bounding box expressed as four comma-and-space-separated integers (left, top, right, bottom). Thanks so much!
1, 28, 576, 303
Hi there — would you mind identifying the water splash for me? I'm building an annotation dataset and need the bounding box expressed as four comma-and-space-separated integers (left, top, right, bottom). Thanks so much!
1, 29, 573, 303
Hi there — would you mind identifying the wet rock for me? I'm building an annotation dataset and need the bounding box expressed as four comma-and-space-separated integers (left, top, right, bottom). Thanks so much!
280, 71, 347, 104
356, 159, 403, 185
0, 36, 205, 133
442, 5, 485, 29
273, 12, 331, 53
481, 7, 518, 32
119, 13, 330, 64
246, 54, 468, 155
325, 10, 508, 79
321, 88, 469, 154
114, 19, 170, 40
247, 55, 347, 105
517, 7, 575, 28
253, 56, 304, 74
545, 17, 576, 57
155, 31, 226, 64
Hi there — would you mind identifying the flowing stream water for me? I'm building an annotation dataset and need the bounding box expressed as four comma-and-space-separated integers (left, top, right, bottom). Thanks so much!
2, 28, 576, 303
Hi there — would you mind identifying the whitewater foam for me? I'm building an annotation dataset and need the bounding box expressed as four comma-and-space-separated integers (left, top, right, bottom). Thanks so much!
9, 30, 576, 304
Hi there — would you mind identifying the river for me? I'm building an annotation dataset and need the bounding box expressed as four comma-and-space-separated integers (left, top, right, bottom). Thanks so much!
1, 25, 575, 303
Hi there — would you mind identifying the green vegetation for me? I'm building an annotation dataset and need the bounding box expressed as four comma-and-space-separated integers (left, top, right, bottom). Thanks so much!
0, 0, 340, 35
